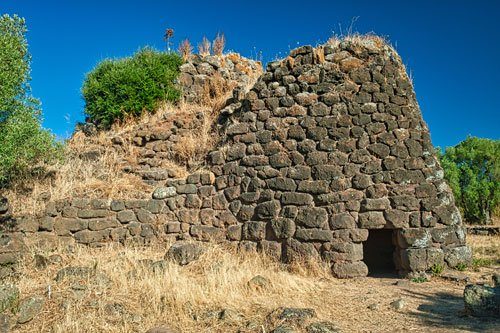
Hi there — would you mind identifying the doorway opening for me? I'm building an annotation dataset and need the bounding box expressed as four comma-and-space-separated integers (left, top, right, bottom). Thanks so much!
363, 229, 397, 277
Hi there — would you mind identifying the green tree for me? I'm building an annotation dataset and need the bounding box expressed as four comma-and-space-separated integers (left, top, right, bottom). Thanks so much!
439, 136, 500, 224
0, 14, 62, 186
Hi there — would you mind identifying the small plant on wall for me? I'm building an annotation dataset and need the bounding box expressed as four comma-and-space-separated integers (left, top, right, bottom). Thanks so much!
178, 39, 193, 60
212, 33, 225, 56
198, 36, 211, 57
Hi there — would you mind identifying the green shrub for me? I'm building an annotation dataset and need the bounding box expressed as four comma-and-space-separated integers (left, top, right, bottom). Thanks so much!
82, 48, 183, 128
0, 14, 62, 186
454, 263, 468, 271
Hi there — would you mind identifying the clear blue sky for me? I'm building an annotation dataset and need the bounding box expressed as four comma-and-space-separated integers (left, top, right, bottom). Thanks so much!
2, 0, 499, 148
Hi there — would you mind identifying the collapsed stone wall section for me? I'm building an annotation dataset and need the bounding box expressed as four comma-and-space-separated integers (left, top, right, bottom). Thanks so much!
179, 53, 262, 104
3, 38, 471, 278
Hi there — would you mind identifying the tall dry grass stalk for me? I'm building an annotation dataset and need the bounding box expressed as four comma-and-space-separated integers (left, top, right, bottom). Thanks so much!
212, 33, 225, 56
197, 36, 211, 57
178, 39, 193, 61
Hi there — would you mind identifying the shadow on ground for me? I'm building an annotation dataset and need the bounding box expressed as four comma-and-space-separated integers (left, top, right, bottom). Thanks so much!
405, 289, 500, 332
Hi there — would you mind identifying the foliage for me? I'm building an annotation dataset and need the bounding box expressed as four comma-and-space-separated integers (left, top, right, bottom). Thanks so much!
429, 263, 444, 276
439, 136, 500, 224
454, 263, 467, 271
82, 48, 183, 128
0, 14, 62, 186
411, 276, 428, 283
471, 258, 494, 270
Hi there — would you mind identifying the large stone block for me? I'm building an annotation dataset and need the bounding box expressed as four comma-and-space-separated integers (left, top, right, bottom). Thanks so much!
296, 207, 328, 229
332, 261, 368, 278
358, 212, 385, 229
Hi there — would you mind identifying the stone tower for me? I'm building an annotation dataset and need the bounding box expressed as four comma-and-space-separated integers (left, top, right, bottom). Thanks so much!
207, 36, 471, 277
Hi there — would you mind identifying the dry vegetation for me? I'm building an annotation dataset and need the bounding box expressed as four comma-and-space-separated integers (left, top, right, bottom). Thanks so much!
7, 234, 499, 333
3, 51, 258, 217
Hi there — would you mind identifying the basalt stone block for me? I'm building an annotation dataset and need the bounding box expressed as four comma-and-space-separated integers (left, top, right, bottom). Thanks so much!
140, 224, 155, 240
258, 240, 282, 260
269, 153, 291, 168
74, 229, 110, 244
164, 222, 181, 234
152, 187, 176, 199
397, 228, 431, 249
384, 209, 409, 228
444, 246, 472, 268
137, 209, 155, 224
288, 166, 312, 180
296, 207, 328, 229
400, 248, 427, 272
266, 177, 297, 192
282, 239, 319, 263
39, 216, 54, 232
77, 209, 109, 219
110, 200, 125, 212
270, 218, 296, 239
54, 218, 88, 236
332, 261, 368, 278
185, 194, 202, 209
117, 210, 136, 223
312, 165, 342, 180
242, 221, 267, 241
88, 218, 121, 231
431, 226, 460, 245
361, 198, 391, 211
281, 193, 313, 206
358, 212, 385, 229
297, 180, 329, 194
176, 184, 197, 194
17, 217, 39, 233
212, 193, 228, 210
295, 228, 333, 242
255, 201, 280, 219
190, 225, 225, 241
329, 213, 355, 229
178, 209, 200, 224
227, 225, 242, 241
146, 200, 165, 214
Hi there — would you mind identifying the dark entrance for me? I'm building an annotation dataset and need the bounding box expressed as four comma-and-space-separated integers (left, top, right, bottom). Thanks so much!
363, 229, 397, 276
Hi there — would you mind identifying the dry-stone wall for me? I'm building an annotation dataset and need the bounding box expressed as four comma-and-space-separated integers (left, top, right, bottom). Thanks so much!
2, 37, 471, 278
179, 53, 262, 104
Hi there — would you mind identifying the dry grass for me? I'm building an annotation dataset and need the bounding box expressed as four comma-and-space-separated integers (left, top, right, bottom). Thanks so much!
212, 33, 225, 56
467, 234, 500, 262
178, 39, 193, 61
2, 141, 150, 217
198, 37, 211, 57
7, 240, 499, 333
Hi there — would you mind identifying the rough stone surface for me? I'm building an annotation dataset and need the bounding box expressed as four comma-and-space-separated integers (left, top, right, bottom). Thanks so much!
7, 37, 469, 278
17, 296, 45, 324
464, 284, 500, 317
165, 242, 203, 265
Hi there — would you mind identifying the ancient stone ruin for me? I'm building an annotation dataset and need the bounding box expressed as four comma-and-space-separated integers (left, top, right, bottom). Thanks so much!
0, 36, 471, 278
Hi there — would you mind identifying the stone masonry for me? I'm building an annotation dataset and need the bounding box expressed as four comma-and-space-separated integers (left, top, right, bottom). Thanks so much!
2, 36, 471, 278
